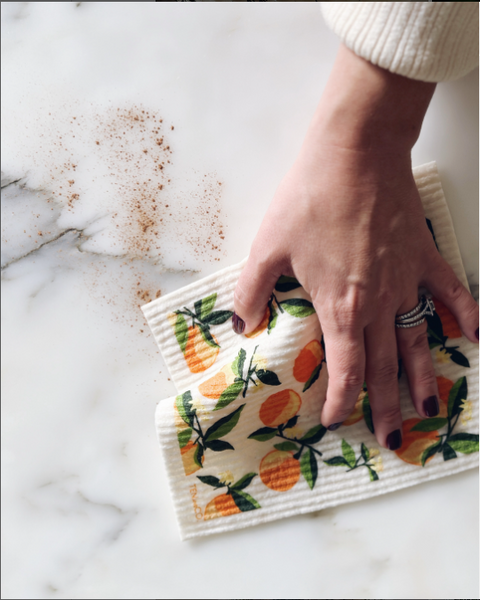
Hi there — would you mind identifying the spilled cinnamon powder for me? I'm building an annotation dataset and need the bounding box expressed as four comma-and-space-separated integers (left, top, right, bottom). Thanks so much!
22, 103, 227, 330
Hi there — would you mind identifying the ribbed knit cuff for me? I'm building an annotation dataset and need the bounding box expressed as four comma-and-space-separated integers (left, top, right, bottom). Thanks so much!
321, 2, 479, 82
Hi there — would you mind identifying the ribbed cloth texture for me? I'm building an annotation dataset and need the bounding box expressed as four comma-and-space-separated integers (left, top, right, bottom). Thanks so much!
321, 2, 479, 82
143, 162, 478, 540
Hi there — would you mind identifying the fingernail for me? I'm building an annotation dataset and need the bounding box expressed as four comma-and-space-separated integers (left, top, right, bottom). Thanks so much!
327, 422, 342, 431
386, 429, 402, 451
232, 312, 245, 334
476, 328, 479, 342
423, 395, 439, 417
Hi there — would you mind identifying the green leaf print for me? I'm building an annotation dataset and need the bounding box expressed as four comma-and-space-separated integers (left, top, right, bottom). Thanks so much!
448, 376, 467, 418
274, 275, 302, 293
174, 313, 189, 354
421, 441, 441, 467
362, 391, 374, 434
198, 293, 217, 320
426, 309, 470, 367
203, 310, 234, 325
300, 448, 318, 490
300, 425, 327, 445
442, 443, 457, 461
448, 349, 470, 368
205, 440, 234, 452
211, 346, 281, 408
448, 433, 479, 454
284, 415, 299, 429
256, 369, 281, 386
324, 440, 381, 481
172, 293, 233, 361
324, 456, 350, 467
198, 323, 220, 349
303, 363, 322, 392
177, 428, 193, 448
248, 427, 277, 442
267, 299, 278, 333
215, 381, 244, 411
426, 310, 445, 347
342, 439, 356, 468
274, 441, 300, 452
361, 443, 370, 462
204, 404, 245, 441
280, 298, 316, 318
411, 417, 448, 432
230, 473, 257, 491
197, 475, 226, 488
194, 443, 204, 468
231, 348, 246, 378
230, 490, 261, 512
176, 391, 195, 427
198, 473, 261, 515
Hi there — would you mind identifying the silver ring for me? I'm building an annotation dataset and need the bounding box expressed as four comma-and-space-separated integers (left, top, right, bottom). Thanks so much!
395, 295, 435, 329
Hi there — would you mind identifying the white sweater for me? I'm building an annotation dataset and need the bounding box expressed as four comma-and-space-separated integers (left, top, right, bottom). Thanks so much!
321, 2, 479, 82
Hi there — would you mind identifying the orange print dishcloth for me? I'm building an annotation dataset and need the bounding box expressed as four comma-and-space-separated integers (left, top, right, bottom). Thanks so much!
142, 162, 479, 540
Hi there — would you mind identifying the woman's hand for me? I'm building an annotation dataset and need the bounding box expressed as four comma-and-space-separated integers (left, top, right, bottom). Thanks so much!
233, 45, 479, 450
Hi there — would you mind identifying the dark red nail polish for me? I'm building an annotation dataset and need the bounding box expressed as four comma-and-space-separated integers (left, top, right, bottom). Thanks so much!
232, 312, 245, 334
327, 422, 342, 431
476, 328, 479, 342
423, 395, 439, 417
386, 429, 402, 451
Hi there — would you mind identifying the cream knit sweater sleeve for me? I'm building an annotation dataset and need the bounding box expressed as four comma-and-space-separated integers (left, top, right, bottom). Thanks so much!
320, 2, 479, 82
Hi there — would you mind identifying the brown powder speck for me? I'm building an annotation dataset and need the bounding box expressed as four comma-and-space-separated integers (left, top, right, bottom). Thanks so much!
35, 102, 225, 335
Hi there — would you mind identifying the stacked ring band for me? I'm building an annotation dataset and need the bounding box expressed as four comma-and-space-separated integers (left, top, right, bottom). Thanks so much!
395, 295, 435, 329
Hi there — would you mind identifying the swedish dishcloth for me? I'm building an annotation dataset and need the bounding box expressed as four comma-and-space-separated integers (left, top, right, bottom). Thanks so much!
142, 161, 478, 540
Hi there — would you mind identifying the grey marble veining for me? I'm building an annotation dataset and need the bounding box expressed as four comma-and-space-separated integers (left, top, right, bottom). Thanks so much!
2, 3, 478, 599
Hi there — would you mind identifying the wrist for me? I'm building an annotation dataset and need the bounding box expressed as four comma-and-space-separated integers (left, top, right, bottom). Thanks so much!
307, 45, 436, 155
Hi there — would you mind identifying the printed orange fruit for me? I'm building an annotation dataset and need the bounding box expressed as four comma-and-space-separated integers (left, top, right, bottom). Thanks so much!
394, 418, 439, 466
433, 297, 462, 339
246, 306, 270, 339
259, 389, 301, 428
259, 450, 301, 492
436, 375, 453, 418
293, 340, 324, 382
184, 325, 219, 373
203, 493, 240, 520
198, 363, 236, 399
343, 390, 366, 426
180, 440, 203, 476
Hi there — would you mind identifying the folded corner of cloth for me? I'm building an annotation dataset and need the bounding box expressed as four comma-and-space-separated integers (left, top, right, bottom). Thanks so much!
141, 161, 479, 541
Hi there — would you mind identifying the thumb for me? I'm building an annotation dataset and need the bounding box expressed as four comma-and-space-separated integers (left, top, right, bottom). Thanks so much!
233, 254, 282, 335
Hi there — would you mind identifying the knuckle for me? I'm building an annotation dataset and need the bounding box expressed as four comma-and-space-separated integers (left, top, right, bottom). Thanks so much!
369, 361, 398, 386
416, 369, 437, 389
375, 403, 401, 426
403, 328, 428, 353
318, 293, 366, 330
377, 288, 396, 310
446, 278, 466, 304
233, 283, 254, 314
323, 398, 358, 424
464, 300, 479, 323
336, 371, 364, 393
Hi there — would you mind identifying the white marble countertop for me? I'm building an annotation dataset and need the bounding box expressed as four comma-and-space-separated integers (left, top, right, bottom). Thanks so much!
2, 3, 478, 599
